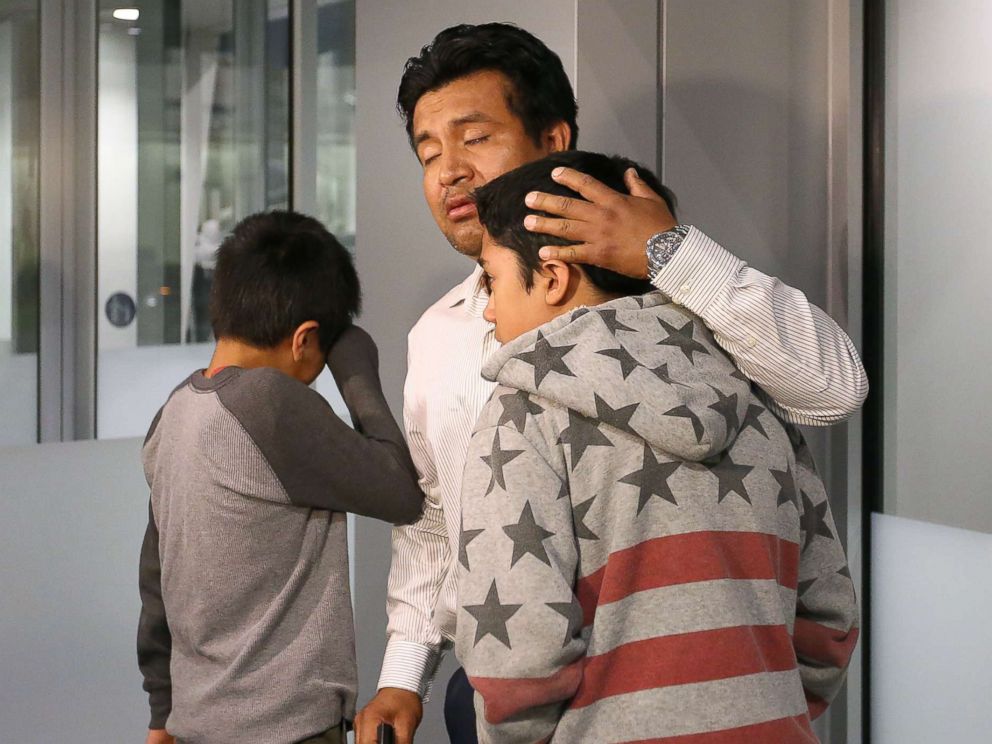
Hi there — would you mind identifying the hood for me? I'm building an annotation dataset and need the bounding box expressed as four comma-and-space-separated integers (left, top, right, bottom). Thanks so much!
483, 292, 751, 462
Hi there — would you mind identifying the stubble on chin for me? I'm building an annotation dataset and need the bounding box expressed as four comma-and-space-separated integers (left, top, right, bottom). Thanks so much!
444, 223, 484, 260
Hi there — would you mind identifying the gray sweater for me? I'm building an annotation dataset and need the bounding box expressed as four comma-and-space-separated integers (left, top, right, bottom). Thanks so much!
456, 293, 858, 743
138, 328, 422, 743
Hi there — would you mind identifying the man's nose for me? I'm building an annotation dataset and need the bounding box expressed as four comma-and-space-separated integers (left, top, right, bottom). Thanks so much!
439, 150, 472, 187
483, 298, 496, 324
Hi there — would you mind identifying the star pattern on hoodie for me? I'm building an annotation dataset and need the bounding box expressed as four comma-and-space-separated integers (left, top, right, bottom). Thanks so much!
619, 444, 682, 512
481, 430, 524, 495
573, 496, 600, 541
656, 317, 710, 363
711, 453, 754, 503
458, 524, 485, 570
558, 409, 613, 468
503, 501, 555, 568
464, 580, 522, 649
707, 385, 741, 437
771, 466, 798, 509
593, 394, 639, 437
497, 391, 545, 434
664, 404, 704, 443
546, 602, 583, 648
596, 346, 642, 380
800, 490, 835, 549
598, 308, 636, 335
740, 404, 769, 439
515, 331, 577, 389
648, 362, 690, 388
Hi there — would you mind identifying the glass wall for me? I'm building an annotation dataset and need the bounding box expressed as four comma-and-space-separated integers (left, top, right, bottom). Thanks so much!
0, 0, 39, 446
96, 0, 291, 437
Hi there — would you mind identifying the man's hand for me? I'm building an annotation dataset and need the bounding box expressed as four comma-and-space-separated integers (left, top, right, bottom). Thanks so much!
145, 729, 174, 744
355, 688, 423, 744
524, 166, 677, 279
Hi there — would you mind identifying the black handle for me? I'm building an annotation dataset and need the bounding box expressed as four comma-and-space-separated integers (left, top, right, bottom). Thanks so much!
376, 722, 396, 744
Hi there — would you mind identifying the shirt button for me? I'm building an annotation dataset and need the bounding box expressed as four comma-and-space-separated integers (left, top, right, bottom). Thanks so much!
679, 283, 692, 295
746, 336, 758, 348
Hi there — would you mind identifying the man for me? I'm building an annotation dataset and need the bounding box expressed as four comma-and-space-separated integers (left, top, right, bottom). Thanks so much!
455, 150, 857, 742
355, 23, 867, 744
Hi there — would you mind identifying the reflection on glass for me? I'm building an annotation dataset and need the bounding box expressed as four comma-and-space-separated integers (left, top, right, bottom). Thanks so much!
316, 0, 355, 248
97, 0, 290, 438
0, 0, 39, 446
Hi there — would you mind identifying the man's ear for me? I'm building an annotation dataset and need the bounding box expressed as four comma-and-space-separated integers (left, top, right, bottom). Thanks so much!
543, 120, 571, 153
291, 320, 321, 362
539, 259, 579, 307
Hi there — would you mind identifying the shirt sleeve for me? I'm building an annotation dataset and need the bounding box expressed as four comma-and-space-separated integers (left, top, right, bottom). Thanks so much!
137, 500, 172, 730
216, 329, 424, 524
377, 390, 451, 699
651, 228, 868, 426
789, 429, 860, 718
456, 422, 585, 744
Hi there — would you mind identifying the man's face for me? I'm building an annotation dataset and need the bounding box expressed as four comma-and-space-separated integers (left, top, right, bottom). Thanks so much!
480, 234, 553, 344
412, 70, 554, 259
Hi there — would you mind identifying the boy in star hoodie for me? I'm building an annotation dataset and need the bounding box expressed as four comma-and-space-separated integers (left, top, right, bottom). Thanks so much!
455, 152, 858, 743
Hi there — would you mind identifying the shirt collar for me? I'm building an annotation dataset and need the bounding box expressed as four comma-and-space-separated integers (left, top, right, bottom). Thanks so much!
450, 263, 490, 318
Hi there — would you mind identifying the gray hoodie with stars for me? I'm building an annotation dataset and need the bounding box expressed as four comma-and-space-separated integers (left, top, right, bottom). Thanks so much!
455, 291, 858, 744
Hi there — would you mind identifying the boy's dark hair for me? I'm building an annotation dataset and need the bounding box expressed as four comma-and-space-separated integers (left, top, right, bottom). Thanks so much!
474, 151, 677, 296
209, 210, 360, 352
397, 23, 578, 150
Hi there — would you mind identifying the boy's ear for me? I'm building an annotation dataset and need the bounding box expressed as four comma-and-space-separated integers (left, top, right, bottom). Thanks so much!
539, 259, 579, 307
543, 120, 571, 153
291, 320, 321, 362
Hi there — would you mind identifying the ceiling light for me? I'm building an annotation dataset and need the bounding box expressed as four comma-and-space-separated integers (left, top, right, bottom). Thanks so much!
112, 8, 140, 21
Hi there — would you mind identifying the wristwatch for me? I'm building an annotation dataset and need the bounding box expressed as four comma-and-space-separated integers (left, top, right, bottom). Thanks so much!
646, 224, 691, 281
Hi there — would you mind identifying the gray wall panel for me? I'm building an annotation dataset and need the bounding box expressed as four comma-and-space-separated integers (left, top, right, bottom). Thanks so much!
0, 437, 148, 743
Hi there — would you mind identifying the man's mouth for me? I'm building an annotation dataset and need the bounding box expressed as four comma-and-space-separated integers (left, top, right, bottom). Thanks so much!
445, 194, 478, 222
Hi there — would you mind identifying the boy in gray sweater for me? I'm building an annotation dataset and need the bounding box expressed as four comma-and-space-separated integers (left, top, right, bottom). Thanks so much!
138, 211, 423, 744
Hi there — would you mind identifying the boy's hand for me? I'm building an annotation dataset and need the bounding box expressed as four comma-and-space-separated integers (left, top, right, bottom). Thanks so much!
355, 688, 422, 744
526, 166, 678, 279
145, 729, 174, 744
326, 325, 379, 384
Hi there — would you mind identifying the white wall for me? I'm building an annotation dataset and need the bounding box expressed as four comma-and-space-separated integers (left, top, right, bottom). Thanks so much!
871, 514, 992, 742
872, 3, 992, 740
883, 0, 992, 534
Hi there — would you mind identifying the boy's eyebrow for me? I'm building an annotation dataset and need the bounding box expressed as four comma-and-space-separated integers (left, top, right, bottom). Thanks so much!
477, 257, 488, 268
413, 112, 496, 149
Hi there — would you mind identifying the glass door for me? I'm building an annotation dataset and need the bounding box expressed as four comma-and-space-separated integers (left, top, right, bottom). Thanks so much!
0, 0, 39, 446
96, 0, 291, 438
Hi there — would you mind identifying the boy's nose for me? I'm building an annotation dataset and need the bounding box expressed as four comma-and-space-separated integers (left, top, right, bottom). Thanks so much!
483, 299, 496, 324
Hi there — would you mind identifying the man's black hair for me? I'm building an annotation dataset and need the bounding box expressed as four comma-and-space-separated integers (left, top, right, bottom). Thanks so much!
474, 150, 677, 297
209, 210, 360, 352
397, 23, 578, 150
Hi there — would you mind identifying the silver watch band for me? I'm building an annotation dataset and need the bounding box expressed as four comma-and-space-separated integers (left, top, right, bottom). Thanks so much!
646, 224, 691, 281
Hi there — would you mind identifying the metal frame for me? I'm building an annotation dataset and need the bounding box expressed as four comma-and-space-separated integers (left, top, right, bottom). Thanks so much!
38, 0, 97, 442
861, 0, 886, 741
290, 0, 317, 215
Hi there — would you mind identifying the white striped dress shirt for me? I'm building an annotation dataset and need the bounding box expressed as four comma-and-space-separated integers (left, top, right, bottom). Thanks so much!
377, 226, 868, 697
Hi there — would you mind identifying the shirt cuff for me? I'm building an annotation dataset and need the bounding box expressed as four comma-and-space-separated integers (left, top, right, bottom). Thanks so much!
378, 638, 443, 701
650, 227, 745, 321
